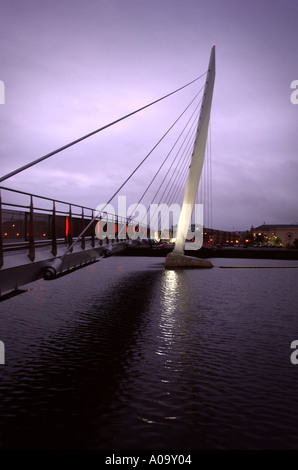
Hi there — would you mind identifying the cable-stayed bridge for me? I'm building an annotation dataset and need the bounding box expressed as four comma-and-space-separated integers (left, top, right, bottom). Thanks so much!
0, 46, 215, 300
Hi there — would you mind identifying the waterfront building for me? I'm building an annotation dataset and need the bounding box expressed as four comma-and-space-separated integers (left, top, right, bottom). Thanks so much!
251, 224, 298, 246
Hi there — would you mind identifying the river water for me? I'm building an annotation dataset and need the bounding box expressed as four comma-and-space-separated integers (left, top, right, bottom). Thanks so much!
0, 256, 298, 450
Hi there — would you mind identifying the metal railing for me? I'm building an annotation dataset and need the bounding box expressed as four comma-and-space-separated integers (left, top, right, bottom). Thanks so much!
0, 186, 150, 268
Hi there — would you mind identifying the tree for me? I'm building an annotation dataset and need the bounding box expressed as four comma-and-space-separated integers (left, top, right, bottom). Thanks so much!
243, 231, 254, 246
255, 233, 265, 245
272, 236, 282, 246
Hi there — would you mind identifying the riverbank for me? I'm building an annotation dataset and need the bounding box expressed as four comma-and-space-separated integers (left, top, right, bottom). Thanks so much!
115, 245, 298, 260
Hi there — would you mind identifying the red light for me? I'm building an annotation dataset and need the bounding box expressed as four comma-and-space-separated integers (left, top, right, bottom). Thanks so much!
65, 217, 69, 237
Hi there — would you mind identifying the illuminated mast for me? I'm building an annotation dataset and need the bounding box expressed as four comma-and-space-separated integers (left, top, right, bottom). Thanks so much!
174, 45, 215, 254
165, 45, 215, 268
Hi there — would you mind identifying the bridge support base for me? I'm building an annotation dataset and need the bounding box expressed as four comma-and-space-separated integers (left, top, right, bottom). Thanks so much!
164, 252, 213, 269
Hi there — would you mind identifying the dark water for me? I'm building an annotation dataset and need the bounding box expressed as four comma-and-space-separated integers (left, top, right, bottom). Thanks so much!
0, 256, 298, 450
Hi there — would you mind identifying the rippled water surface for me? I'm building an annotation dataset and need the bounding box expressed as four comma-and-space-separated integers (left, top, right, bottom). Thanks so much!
1, 256, 298, 449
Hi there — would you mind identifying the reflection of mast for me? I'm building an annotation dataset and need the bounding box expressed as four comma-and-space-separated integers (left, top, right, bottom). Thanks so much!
174, 45, 216, 254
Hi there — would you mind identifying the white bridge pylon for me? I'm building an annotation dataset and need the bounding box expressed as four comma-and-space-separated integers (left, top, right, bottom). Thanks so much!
174, 45, 216, 255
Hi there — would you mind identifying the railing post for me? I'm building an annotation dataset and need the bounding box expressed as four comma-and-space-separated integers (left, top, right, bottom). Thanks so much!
91, 210, 95, 247
126, 219, 129, 240
66, 204, 73, 252
51, 201, 57, 256
81, 207, 85, 250
115, 216, 118, 241
0, 190, 3, 268
28, 195, 35, 261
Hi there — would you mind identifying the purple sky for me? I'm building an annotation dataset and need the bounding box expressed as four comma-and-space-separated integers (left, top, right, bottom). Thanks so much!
0, 0, 297, 231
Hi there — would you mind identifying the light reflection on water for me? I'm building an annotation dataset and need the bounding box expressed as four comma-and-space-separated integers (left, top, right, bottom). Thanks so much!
157, 270, 179, 355
0, 256, 298, 449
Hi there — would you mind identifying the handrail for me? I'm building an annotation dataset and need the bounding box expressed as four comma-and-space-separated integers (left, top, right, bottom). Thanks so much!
0, 186, 149, 266
0, 185, 95, 212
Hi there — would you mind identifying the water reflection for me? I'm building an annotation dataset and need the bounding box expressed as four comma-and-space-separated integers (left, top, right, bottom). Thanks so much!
161, 269, 179, 312
152, 270, 190, 426
158, 269, 194, 356
157, 270, 179, 355
0, 264, 161, 450
1, 257, 298, 450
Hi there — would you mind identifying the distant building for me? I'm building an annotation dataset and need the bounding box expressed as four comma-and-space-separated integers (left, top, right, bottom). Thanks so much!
202, 227, 241, 246
171, 224, 241, 246
251, 224, 298, 246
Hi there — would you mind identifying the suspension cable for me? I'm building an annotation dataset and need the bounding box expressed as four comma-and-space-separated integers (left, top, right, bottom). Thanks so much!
153, 109, 199, 207
61, 80, 207, 257
148, 126, 197, 230
128, 83, 205, 215
0, 72, 207, 183
116, 93, 203, 240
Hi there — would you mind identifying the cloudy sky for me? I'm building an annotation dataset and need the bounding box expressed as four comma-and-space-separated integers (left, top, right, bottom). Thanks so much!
0, 0, 297, 231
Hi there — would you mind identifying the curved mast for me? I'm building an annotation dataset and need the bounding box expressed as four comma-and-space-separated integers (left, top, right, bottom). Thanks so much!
174, 45, 216, 253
